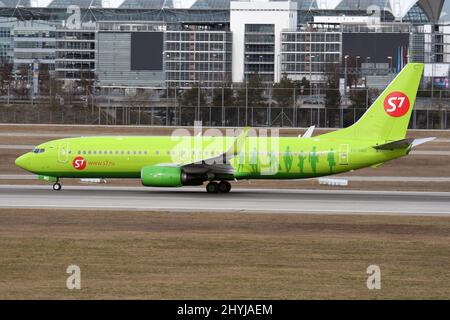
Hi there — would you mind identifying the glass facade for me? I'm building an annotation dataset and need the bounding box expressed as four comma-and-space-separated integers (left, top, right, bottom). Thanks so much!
0, 25, 13, 61
0, 1, 445, 89
55, 30, 96, 81
13, 22, 56, 66
164, 30, 232, 88
281, 30, 342, 82
411, 24, 450, 64
244, 24, 275, 82
402, 3, 429, 23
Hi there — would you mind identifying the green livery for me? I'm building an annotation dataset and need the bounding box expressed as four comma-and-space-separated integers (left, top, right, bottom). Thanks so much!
15, 63, 435, 193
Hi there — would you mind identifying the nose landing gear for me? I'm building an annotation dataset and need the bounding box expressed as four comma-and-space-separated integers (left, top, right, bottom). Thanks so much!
206, 181, 231, 194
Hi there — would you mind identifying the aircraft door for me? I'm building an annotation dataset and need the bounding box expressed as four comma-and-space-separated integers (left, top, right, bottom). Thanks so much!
339, 144, 349, 165
58, 143, 69, 163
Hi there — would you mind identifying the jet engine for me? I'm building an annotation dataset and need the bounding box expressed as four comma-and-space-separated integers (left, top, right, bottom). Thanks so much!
141, 166, 206, 187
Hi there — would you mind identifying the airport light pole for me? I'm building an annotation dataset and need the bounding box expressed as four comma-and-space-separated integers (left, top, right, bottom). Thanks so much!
245, 78, 248, 126
276, 53, 281, 83
355, 56, 361, 88
7, 81, 10, 106
27, 63, 32, 106
309, 55, 315, 97
259, 55, 263, 75
344, 55, 349, 96
431, 54, 435, 100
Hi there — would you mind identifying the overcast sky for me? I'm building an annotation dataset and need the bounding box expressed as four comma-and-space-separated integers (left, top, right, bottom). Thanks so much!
440, 1, 450, 22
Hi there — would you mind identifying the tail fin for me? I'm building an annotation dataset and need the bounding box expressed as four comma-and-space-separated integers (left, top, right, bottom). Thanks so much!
321, 63, 424, 142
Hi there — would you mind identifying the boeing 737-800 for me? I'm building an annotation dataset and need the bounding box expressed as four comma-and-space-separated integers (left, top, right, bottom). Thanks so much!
15, 63, 434, 193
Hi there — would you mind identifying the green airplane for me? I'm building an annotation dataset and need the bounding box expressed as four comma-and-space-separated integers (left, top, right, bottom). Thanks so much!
15, 63, 435, 193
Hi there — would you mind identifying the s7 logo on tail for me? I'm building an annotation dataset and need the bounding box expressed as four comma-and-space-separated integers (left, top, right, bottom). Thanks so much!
384, 92, 410, 117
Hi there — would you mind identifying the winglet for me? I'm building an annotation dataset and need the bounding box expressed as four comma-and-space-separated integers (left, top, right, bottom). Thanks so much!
302, 126, 315, 138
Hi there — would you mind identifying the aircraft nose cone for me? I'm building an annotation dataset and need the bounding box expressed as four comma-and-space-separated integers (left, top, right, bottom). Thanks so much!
15, 154, 29, 171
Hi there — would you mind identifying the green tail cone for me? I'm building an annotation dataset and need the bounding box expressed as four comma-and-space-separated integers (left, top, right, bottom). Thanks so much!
321, 63, 424, 143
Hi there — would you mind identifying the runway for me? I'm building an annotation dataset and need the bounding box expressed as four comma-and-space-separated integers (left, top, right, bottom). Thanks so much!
0, 185, 449, 216
3, 174, 450, 183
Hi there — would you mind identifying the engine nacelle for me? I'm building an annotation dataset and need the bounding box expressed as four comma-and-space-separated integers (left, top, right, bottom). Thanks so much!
141, 166, 206, 187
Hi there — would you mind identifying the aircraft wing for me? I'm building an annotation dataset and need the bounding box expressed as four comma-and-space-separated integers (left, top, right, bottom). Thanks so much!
179, 127, 250, 175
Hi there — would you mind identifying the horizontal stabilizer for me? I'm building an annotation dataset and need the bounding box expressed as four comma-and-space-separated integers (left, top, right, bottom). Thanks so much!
411, 137, 436, 148
374, 137, 436, 151
373, 139, 414, 150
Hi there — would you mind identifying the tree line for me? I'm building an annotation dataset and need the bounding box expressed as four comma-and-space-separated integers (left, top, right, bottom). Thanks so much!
0, 59, 373, 110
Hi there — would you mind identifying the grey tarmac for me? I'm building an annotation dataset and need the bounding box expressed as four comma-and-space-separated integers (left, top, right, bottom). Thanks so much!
0, 185, 449, 217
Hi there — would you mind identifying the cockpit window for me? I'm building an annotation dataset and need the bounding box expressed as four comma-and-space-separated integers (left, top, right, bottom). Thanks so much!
33, 148, 46, 154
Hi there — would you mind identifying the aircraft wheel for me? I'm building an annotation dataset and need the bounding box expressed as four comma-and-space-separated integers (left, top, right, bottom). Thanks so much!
206, 182, 219, 194
53, 183, 62, 191
218, 181, 232, 193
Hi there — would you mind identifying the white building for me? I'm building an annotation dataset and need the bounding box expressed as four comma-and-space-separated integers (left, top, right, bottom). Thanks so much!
230, 0, 297, 83
13, 20, 56, 66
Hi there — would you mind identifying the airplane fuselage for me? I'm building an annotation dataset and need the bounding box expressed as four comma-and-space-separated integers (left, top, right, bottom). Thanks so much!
16, 136, 407, 180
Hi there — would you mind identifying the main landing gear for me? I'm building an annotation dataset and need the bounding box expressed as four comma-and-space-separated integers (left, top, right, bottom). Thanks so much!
53, 182, 62, 191
206, 181, 232, 194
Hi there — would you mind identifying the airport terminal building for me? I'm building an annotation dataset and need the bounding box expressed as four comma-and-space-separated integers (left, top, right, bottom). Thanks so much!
0, 0, 448, 90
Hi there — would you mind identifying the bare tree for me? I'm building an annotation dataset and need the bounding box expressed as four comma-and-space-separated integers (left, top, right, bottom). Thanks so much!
14, 64, 31, 100
0, 59, 13, 96
324, 63, 341, 109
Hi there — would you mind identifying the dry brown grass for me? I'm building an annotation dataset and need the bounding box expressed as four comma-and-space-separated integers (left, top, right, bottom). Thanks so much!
0, 209, 448, 300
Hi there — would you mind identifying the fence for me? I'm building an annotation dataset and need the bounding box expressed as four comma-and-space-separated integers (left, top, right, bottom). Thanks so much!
1, 86, 450, 129
1, 105, 449, 129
